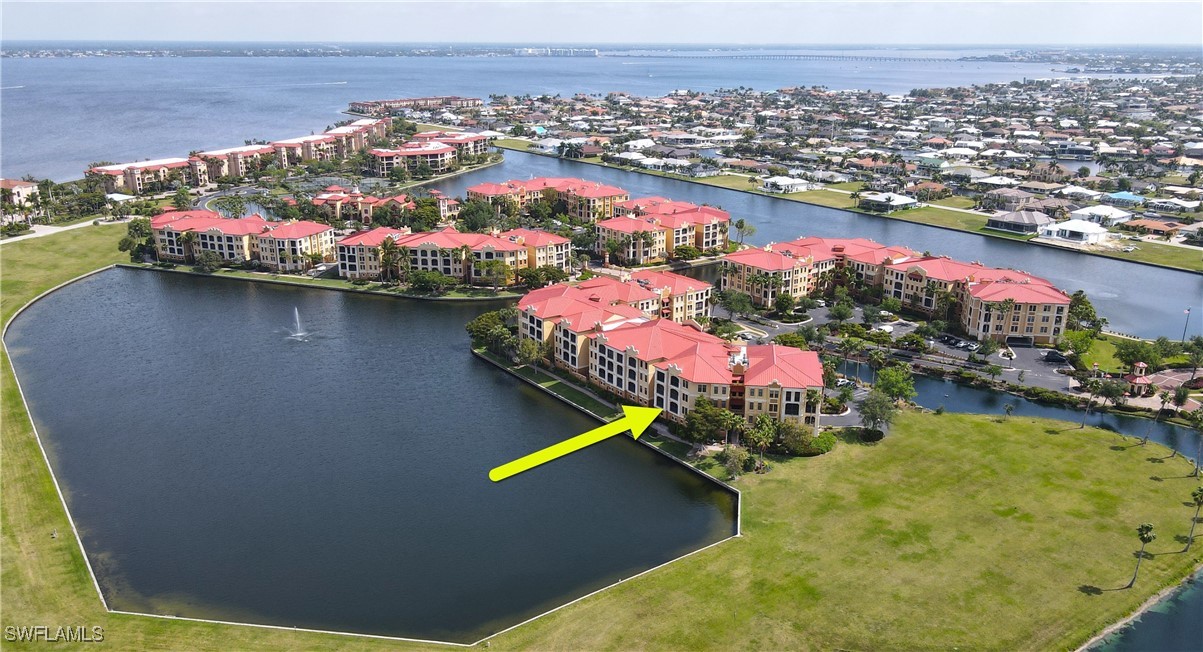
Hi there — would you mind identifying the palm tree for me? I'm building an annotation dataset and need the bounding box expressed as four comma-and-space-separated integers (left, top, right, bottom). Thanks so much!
458, 245, 473, 284
1186, 487, 1203, 552
1126, 523, 1156, 589
1186, 350, 1203, 381
178, 231, 197, 263
378, 237, 400, 282
732, 218, 756, 244
1080, 380, 1099, 429
868, 349, 889, 384
1144, 390, 1172, 446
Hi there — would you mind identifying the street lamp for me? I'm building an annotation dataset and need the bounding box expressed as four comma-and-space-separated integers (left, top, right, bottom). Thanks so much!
1183, 307, 1192, 344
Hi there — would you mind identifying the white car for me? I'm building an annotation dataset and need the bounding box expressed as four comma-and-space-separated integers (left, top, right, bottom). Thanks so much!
875, 325, 894, 333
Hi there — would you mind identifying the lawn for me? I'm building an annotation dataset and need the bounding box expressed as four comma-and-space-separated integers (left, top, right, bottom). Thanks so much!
790, 189, 860, 209
1096, 240, 1203, 273
491, 138, 533, 151
3, 228, 1201, 651
888, 205, 989, 231
930, 195, 977, 210
827, 181, 865, 191
1080, 335, 1125, 374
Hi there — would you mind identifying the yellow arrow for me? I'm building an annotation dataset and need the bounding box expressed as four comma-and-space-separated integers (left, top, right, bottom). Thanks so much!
489, 405, 662, 482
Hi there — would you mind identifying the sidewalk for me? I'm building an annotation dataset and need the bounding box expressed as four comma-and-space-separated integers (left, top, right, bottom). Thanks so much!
0, 217, 131, 246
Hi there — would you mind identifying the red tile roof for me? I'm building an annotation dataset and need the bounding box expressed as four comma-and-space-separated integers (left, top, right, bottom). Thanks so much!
260, 221, 333, 240
631, 270, 712, 295
337, 227, 412, 247
499, 228, 570, 247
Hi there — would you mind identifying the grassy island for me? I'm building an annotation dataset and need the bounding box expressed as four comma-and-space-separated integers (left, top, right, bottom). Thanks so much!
3, 227, 1200, 650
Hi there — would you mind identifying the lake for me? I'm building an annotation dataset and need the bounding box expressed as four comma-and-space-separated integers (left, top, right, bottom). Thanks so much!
4, 268, 737, 643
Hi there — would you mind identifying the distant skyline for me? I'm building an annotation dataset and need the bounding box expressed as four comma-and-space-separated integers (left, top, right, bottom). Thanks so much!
2, 1, 1201, 46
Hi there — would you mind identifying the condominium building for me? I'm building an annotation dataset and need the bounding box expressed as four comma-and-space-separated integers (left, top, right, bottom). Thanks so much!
498, 228, 572, 271
89, 158, 200, 194
336, 227, 413, 280
518, 283, 650, 375
615, 197, 731, 251
271, 134, 339, 166
0, 178, 39, 205
721, 244, 829, 307
630, 270, 713, 323
395, 226, 528, 286
151, 210, 267, 262
411, 131, 490, 158
255, 221, 337, 272
370, 142, 457, 176
590, 319, 824, 429
466, 177, 628, 221
311, 185, 415, 223
196, 144, 276, 181
594, 215, 669, 265
960, 280, 1070, 345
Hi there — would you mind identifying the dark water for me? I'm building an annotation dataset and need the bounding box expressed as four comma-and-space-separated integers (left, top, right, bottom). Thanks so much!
4, 268, 736, 643
0, 53, 1112, 181
430, 150, 1203, 340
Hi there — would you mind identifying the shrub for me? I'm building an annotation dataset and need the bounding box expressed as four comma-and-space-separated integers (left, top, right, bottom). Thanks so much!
778, 422, 837, 456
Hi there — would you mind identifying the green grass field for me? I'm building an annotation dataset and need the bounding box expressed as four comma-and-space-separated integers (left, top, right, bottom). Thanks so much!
790, 189, 860, 209
5, 227, 1200, 651
930, 195, 978, 209
1096, 240, 1203, 272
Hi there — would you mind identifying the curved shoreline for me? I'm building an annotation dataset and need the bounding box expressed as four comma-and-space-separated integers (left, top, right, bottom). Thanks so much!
492, 143, 1203, 276
1075, 568, 1202, 651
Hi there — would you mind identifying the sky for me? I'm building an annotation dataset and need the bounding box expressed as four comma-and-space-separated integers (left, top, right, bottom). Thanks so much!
1, 1, 1201, 46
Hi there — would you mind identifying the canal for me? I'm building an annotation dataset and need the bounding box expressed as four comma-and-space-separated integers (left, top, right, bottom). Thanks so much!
426, 150, 1203, 340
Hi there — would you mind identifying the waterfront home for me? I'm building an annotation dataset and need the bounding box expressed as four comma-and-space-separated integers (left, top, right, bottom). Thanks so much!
985, 210, 1054, 234
1038, 219, 1111, 245
151, 210, 268, 263
1124, 219, 1184, 238
1070, 205, 1132, 226
1103, 191, 1147, 207
498, 228, 572, 271
761, 176, 814, 193
982, 187, 1036, 211
0, 178, 38, 206
857, 192, 918, 212
629, 270, 714, 323
336, 227, 413, 280
255, 221, 337, 272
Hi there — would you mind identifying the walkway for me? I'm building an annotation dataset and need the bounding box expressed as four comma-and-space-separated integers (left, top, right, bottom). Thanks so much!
0, 217, 132, 246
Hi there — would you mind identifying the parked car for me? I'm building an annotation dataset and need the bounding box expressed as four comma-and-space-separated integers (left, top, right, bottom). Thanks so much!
966, 343, 980, 352
815, 299, 827, 307
836, 378, 855, 388
1122, 246, 1138, 252
1043, 351, 1068, 363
